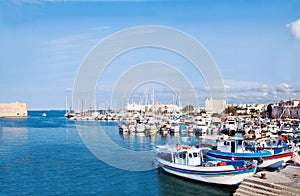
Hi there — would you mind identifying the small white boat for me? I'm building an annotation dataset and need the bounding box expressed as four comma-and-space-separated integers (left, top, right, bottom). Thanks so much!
42, 113, 47, 117
193, 121, 208, 134
280, 123, 294, 134
267, 124, 280, 135
145, 122, 158, 135
128, 121, 136, 133
119, 121, 128, 133
156, 145, 257, 185
136, 123, 145, 133
170, 122, 180, 133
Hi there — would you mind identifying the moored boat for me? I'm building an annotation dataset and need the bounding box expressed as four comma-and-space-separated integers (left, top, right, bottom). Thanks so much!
156, 145, 257, 185
206, 137, 293, 169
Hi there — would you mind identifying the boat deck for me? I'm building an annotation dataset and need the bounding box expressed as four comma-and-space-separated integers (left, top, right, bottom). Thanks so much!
157, 153, 173, 162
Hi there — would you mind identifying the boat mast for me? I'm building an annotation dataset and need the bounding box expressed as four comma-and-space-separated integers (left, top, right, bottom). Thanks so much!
152, 89, 155, 105
65, 96, 68, 114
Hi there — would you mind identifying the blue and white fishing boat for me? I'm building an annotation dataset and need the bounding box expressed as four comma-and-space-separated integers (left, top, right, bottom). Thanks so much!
156, 144, 257, 185
206, 137, 293, 169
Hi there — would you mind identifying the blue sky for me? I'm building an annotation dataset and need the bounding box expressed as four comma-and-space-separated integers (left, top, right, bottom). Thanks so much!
0, 0, 300, 109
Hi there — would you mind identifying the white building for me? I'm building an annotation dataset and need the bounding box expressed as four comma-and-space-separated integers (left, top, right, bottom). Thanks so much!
125, 103, 181, 114
205, 98, 226, 114
125, 104, 146, 112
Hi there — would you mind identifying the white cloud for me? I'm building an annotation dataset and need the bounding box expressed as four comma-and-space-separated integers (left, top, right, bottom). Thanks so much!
286, 19, 300, 40
222, 80, 300, 104
277, 83, 293, 93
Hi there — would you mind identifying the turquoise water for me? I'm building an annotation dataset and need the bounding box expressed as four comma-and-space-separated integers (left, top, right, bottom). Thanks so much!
0, 111, 236, 195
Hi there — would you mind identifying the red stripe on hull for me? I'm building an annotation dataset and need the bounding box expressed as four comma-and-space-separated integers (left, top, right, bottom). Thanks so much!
207, 151, 293, 161
262, 151, 293, 160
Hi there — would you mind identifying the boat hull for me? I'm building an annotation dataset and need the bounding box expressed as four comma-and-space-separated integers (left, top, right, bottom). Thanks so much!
206, 150, 293, 169
156, 157, 257, 185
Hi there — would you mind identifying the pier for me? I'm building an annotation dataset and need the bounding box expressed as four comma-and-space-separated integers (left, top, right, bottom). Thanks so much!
234, 165, 300, 196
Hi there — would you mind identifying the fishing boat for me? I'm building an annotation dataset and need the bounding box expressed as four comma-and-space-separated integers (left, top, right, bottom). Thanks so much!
206, 137, 293, 169
156, 144, 257, 185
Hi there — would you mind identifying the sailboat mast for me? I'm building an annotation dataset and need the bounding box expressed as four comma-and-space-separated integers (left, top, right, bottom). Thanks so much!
65, 96, 68, 114
152, 89, 155, 105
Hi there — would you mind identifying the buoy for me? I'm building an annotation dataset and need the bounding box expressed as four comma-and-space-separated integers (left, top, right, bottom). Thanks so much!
261, 173, 267, 179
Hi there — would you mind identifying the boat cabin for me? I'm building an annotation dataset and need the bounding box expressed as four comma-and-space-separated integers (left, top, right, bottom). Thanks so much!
216, 137, 290, 154
173, 147, 203, 166
216, 137, 244, 153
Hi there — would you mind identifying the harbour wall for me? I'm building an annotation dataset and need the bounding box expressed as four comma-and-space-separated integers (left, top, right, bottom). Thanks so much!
234, 165, 300, 196
0, 102, 28, 118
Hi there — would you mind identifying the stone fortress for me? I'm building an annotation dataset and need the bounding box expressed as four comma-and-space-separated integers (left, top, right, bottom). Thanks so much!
0, 102, 28, 118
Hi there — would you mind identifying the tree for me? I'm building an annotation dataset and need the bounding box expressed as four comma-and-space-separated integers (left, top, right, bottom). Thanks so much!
224, 106, 237, 115
182, 105, 194, 112
200, 109, 206, 115
211, 113, 221, 118
249, 108, 259, 114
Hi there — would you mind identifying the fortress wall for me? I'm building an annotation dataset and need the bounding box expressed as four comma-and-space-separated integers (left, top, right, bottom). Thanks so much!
0, 102, 28, 118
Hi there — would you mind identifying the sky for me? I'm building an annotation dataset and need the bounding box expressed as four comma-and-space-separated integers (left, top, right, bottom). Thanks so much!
0, 0, 300, 110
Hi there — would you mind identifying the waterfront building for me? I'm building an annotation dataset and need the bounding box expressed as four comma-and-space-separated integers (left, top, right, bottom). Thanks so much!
271, 99, 300, 119
125, 103, 181, 114
205, 98, 226, 114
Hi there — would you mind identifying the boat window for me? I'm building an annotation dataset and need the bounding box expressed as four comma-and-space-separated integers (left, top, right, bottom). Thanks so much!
182, 153, 186, 159
189, 153, 192, 158
179, 153, 182, 158
193, 152, 198, 157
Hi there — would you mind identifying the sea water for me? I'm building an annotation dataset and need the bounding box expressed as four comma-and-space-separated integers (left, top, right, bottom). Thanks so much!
0, 111, 236, 195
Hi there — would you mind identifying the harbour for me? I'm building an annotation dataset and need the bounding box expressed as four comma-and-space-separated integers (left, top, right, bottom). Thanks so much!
0, 110, 237, 195
62, 98, 300, 193
1, 102, 299, 195
1, 1, 300, 195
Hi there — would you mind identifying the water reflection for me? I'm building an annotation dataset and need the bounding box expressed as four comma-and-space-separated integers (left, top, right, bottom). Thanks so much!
0, 126, 2, 144
0, 127, 28, 143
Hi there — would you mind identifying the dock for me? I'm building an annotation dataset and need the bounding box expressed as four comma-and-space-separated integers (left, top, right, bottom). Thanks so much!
234, 165, 300, 196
